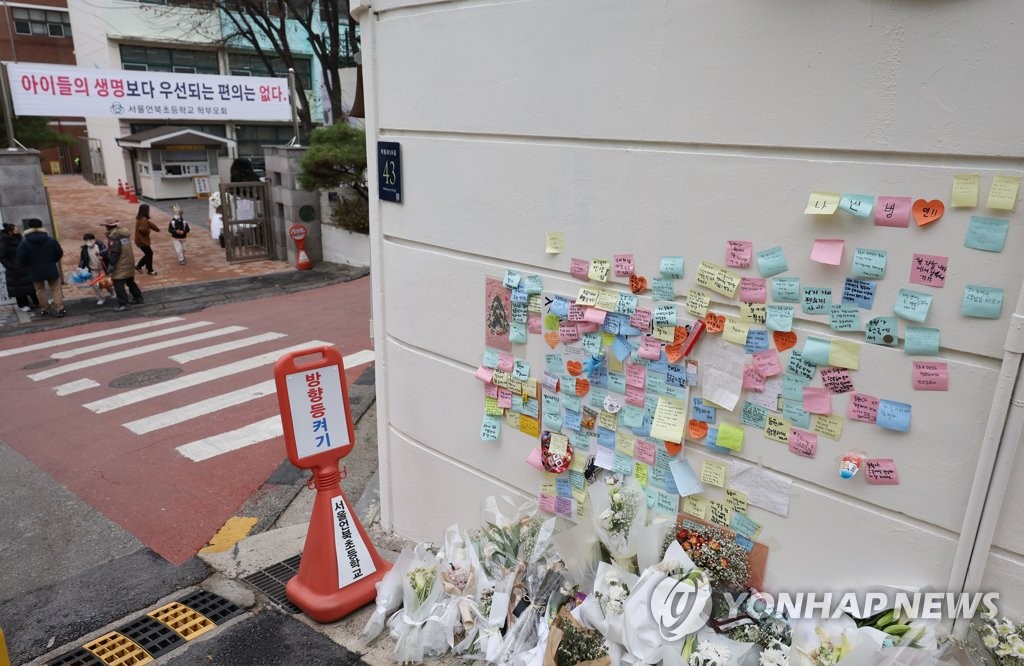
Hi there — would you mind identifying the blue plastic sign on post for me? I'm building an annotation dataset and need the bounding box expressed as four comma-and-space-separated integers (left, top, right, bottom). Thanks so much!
377, 141, 402, 203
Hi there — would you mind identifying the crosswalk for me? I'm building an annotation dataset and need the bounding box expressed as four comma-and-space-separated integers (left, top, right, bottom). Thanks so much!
7, 315, 373, 463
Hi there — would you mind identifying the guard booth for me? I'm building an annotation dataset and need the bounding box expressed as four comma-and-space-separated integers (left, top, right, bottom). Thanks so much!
116, 126, 234, 200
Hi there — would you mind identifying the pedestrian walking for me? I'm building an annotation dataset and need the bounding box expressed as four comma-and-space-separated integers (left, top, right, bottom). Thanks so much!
16, 219, 66, 317
0, 222, 39, 311
78, 233, 115, 305
103, 219, 144, 312
168, 204, 191, 265
133, 203, 160, 275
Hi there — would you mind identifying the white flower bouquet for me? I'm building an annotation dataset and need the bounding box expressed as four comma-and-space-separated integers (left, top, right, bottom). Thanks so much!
359, 544, 415, 645
387, 542, 448, 662
588, 475, 647, 573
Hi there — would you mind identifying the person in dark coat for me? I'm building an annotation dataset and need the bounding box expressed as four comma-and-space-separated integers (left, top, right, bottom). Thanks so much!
15, 218, 65, 317
0, 223, 39, 311
104, 219, 144, 312
133, 203, 160, 275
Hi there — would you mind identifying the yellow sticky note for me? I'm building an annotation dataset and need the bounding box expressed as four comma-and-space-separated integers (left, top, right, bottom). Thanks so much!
549, 433, 569, 456
608, 353, 624, 374
683, 494, 709, 519
740, 302, 767, 324
828, 339, 860, 370
653, 322, 676, 342
540, 475, 557, 496
595, 289, 619, 312
716, 423, 745, 451
700, 459, 727, 487
504, 412, 521, 430
723, 318, 751, 345
634, 461, 649, 486
569, 454, 588, 473
813, 414, 844, 441
804, 191, 842, 215
725, 488, 748, 513
615, 432, 637, 457
651, 396, 688, 443
519, 415, 540, 438
545, 231, 565, 254
687, 289, 711, 318
695, 261, 741, 299
987, 175, 1021, 211
952, 174, 980, 208
572, 485, 587, 503
709, 500, 733, 527
576, 287, 600, 306
588, 258, 611, 282
764, 414, 790, 444
598, 410, 618, 431
484, 396, 503, 416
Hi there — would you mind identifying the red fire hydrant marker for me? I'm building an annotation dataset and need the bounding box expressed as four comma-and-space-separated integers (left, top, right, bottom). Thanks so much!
289, 224, 313, 270
274, 346, 390, 623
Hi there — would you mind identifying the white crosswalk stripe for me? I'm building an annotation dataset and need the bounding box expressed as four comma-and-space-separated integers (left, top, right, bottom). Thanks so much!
169, 332, 287, 364
51, 321, 214, 359
0, 317, 185, 358
176, 417, 283, 462
123, 379, 277, 434
54, 378, 100, 395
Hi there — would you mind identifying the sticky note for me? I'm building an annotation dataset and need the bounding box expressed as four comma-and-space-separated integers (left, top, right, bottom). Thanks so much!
772, 278, 801, 303
830, 304, 861, 332
741, 401, 768, 428
788, 429, 817, 458
874, 196, 912, 227
804, 191, 841, 215
894, 288, 933, 323
546, 232, 565, 254
865, 459, 900, 485
987, 175, 1021, 211
588, 259, 611, 282
764, 305, 793, 332
781, 373, 809, 401
951, 175, 980, 208
764, 414, 790, 443
864, 316, 899, 347
786, 351, 817, 382
669, 458, 705, 497
756, 246, 789, 277
962, 285, 1004, 319
752, 349, 782, 377
700, 459, 727, 487
812, 414, 844, 441
904, 326, 940, 356
802, 387, 831, 415
912, 361, 948, 391
723, 318, 751, 346
744, 330, 769, 354
802, 336, 832, 365
782, 400, 810, 428
725, 488, 748, 513
709, 501, 732, 527
828, 339, 860, 370
726, 240, 753, 268
687, 290, 711, 318
801, 287, 832, 315
652, 277, 675, 301
480, 414, 501, 441
654, 305, 678, 327
502, 269, 521, 288
852, 248, 887, 279
910, 254, 948, 288
731, 511, 761, 539
695, 261, 741, 298
660, 256, 685, 279
691, 397, 716, 423
613, 253, 634, 277
811, 239, 845, 265
716, 422, 745, 451
841, 278, 876, 310
683, 494, 709, 519
847, 392, 879, 423
820, 367, 854, 394
739, 277, 767, 304
965, 216, 1009, 252
877, 399, 911, 432
838, 193, 874, 218
747, 380, 781, 413
651, 396, 688, 443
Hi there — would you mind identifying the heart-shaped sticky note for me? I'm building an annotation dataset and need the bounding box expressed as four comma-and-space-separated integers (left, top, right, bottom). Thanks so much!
912, 199, 944, 226
688, 419, 709, 440
630, 274, 648, 294
574, 378, 590, 396
665, 342, 684, 363
543, 331, 560, 349
565, 360, 583, 376
704, 312, 726, 333
664, 440, 683, 456
773, 330, 797, 352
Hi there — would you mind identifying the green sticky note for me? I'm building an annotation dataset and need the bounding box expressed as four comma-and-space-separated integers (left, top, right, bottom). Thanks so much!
510, 321, 527, 343
904, 326, 940, 355
740, 402, 768, 428
965, 216, 1009, 252
802, 287, 832, 315
829, 303, 861, 331
802, 336, 832, 365
757, 246, 789, 277
865, 316, 899, 347
652, 277, 675, 301
766, 305, 794, 332
480, 414, 501, 441
962, 285, 1004, 319
581, 332, 601, 355
772, 277, 801, 303
838, 193, 874, 218
716, 422, 745, 451
782, 399, 811, 428
660, 256, 685, 279
852, 248, 887, 279
894, 288, 933, 323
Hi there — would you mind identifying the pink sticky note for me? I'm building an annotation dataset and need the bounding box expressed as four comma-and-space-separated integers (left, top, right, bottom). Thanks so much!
909, 254, 949, 288
752, 349, 782, 377
630, 308, 652, 330
614, 254, 635, 277
527, 314, 542, 334
865, 458, 900, 485
726, 240, 753, 268
788, 429, 818, 458
847, 392, 879, 423
484, 384, 498, 398
743, 366, 766, 391
570, 258, 590, 280
497, 352, 514, 372
875, 196, 912, 228
538, 493, 557, 513
820, 367, 854, 394
475, 366, 495, 384
739, 277, 767, 303
802, 387, 832, 414
526, 447, 546, 471
639, 336, 662, 360
625, 363, 647, 388
576, 322, 600, 334
635, 439, 656, 465
567, 303, 587, 321
583, 307, 607, 324
912, 361, 949, 391
811, 238, 845, 265
558, 321, 580, 344
497, 388, 513, 409
625, 384, 646, 407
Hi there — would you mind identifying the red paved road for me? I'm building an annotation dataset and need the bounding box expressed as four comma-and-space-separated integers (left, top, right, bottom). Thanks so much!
0, 278, 371, 564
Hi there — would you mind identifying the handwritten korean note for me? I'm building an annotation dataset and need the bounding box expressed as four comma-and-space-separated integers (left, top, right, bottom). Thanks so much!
740, 277, 767, 303
910, 254, 948, 288
709, 501, 732, 527
772, 278, 801, 303
865, 459, 900, 485
811, 239, 845, 265
651, 396, 688, 443
852, 248, 887, 279
875, 196, 912, 227
660, 256, 685, 279
965, 216, 1009, 252
765, 305, 794, 332
788, 428, 817, 458
752, 349, 782, 376
951, 175, 980, 208
804, 191, 841, 215
764, 414, 790, 444
812, 414, 844, 440
987, 175, 1021, 211
545, 232, 565, 254
481, 414, 501, 441
962, 285, 1004, 319
756, 246, 789, 277
670, 458, 705, 496
894, 288, 933, 323
877, 399, 912, 432
801, 287, 832, 315
695, 261, 741, 298
839, 193, 874, 218
588, 258, 611, 282
700, 459, 727, 487
683, 494, 709, 519
847, 392, 879, 423
913, 361, 948, 391
865, 316, 899, 347
687, 289, 711, 318
830, 304, 861, 332
726, 240, 753, 268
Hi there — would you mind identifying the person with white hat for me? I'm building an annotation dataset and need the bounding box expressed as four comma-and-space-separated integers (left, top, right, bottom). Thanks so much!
168, 204, 191, 265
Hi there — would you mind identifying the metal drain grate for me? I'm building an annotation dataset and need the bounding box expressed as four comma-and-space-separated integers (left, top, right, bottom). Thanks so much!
147, 602, 215, 641
109, 367, 182, 388
115, 615, 184, 659
175, 589, 244, 624
46, 647, 104, 666
241, 554, 302, 613
83, 632, 152, 665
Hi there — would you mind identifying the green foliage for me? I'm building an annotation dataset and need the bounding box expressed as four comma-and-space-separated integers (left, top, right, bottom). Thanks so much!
0, 116, 74, 149
297, 123, 368, 198
329, 195, 369, 234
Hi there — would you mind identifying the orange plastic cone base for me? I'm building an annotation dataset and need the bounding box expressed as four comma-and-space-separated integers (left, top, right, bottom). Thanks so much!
296, 249, 313, 271
286, 468, 391, 623
128, 189, 138, 204
117, 180, 125, 197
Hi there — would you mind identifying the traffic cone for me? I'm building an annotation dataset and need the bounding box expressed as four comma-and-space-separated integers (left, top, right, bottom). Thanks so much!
296, 245, 313, 270
117, 179, 125, 197
128, 187, 138, 204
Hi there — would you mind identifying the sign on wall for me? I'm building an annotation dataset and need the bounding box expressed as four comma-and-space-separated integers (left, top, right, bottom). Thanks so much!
377, 141, 402, 203
5, 62, 291, 122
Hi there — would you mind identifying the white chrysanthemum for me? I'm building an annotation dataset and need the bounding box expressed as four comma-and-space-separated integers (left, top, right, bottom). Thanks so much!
983, 633, 1000, 648
997, 621, 1014, 636
996, 642, 1012, 657
1013, 641, 1024, 658
693, 641, 731, 666
759, 646, 789, 666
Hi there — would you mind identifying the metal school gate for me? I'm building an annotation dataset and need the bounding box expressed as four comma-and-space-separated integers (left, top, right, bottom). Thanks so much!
219, 181, 274, 262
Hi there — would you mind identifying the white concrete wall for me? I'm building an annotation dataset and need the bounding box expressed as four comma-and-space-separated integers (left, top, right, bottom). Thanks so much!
356, 0, 1024, 613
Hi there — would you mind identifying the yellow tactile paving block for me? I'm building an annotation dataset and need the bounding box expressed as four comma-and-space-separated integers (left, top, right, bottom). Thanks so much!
199, 516, 259, 554
147, 602, 215, 641
83, 632, 152, 665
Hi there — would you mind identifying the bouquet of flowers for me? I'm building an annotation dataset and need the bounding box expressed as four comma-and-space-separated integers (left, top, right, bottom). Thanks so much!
666, 522, 750, 588
463, 568, 517, 663
475, 496, 549, 580
589, 475, 647, 573
977, 614, 1024, 664
496, 560, 566, 664
573, 561, 639, 663
436, 524, 490, 654
552, 523, 602, 595
359, 545, 415, 645
387, 542, 448, 663
543, 607, 611, 666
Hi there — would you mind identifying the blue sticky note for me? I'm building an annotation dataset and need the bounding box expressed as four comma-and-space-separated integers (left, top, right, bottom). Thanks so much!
757, 246, 789, 277
667, 364, 687, 388
607, 372, 627, 394
877, 399, 912, 432
731, 512, 761, 539
802, 287, 832, 315
904, 326, 940, 355
480, 414, 501, 441
852, 248, 887, 279
513, 359, 530, 381
744, 329, 770, 354
841, 278, 876, 310
543, 393, 561, 415
483, 348, 501, 368
573, 431, 591, 451
662, 460, 678, 494
621, 405, 644, 429
648, 352, 669, 374
613, 452, 634, 476
838, 193, 874, 218
616, 294, 638, 316
644, 395, 660, 417
965, 216, 1009, 252
692, 397, 716, 423
580, 332, 601, 355
521, 398, 539, 418
556, 478, 573, 498
652, 277, 675, 301
865, 316, 900, 347
511, 395, 525, 414
782, 400, 811, 428
503, 269, 521, 288
740, 402, 768, 429
786, 350, 817, 381
765, 305, 794, 332
510, 287, 527, 304
645, 371, 668, 395
660, 256, 685, 279
612, 335, 633, 362
802, 337, 831, 365
510, 321, 527, 343
665, 384, 687, 399
894, 288, 933, 323
597, 427, 616, 447
561, 376, 577, 395
830, 304, 861, 331
563, 409, 582, 431
549, 296, 570, 318
523, 274, 544, 295
705, 428, 732, 454
568, 470, 586, 490
669, 458, 704, 496
589, 387, 609, 409
781, 373, 810, 400
543, 411, 563, 430
772, 277, 801, 303
562, 393, 581, 412
962, 285, 1004, 319
735, 535, 754, 552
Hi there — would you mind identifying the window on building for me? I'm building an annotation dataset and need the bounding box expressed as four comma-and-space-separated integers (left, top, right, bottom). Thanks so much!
12, 8, 72, 37
235, 124, 294, 158
227, 53, 312, 88
120, 45, 219, 74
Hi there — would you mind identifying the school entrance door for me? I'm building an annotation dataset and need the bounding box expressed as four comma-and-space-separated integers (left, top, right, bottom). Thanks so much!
219, 181, 274, 262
